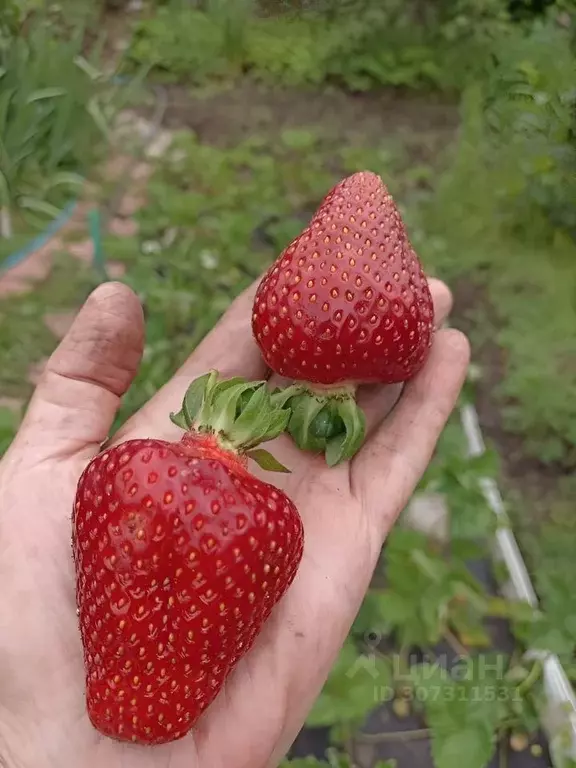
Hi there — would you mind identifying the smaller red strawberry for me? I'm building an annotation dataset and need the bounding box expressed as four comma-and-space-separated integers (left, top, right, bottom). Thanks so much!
252, 171, 434, 466
72, 372, 303, 746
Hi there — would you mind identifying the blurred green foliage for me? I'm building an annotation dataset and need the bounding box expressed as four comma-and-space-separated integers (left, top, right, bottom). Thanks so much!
126, 0, 574, 91
0, 4, 142, 236
128, 0, 509, 90
414, 18, 576, 464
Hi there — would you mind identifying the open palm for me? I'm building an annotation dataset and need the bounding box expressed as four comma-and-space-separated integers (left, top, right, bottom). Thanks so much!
0, 278, 468, 768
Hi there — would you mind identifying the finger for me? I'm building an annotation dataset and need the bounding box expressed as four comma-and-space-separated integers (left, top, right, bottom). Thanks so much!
352, 328, 470, 533
15, 282, 144, 459
113, 280, 268, 443
356, 277, 453, 434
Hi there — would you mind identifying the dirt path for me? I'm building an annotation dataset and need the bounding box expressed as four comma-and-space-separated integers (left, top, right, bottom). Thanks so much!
144, 80, 459, 153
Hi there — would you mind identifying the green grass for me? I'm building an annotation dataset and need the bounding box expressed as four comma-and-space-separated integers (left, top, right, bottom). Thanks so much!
0, 405, 21, 454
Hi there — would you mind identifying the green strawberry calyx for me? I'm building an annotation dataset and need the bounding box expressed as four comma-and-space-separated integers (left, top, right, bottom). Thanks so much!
170, 370, 295, 473
275, 385, 367, 467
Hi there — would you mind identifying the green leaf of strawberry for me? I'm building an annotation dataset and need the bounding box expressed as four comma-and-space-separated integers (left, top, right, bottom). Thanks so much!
170, 369, 290, 463
324, 397, 367, 467
281, 387, 367, 466
246, 448, 291, 473
306, 638, 392, 729
410, 658, 511, 768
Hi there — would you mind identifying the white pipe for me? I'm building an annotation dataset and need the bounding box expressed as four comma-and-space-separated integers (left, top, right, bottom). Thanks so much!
459, 402, 576, 765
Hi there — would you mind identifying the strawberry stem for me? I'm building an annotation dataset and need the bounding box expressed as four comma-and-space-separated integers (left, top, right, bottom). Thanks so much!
281, 387, 367, 466
170, 370, 293, 471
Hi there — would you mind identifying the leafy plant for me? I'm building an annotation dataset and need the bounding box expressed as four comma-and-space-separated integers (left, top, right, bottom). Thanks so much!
128, 7, 232, 83
306, 639, 392, 734
0, 12, 129, 235
205, 0, 257, 61
415, 16, 576, 468
419, 424, 501, 542
0, 0, 24, 40
126, 0, 517, 91
410, 655, 543, 768
481, 19, 576, 236
352, 527, 536, 651
514, 541, 576, 664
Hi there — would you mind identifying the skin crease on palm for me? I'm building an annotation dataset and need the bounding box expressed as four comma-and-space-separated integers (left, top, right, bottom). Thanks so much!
0, 274, 469, 768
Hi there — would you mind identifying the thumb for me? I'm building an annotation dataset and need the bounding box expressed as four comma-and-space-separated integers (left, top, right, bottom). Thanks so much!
14, 281, 144, 460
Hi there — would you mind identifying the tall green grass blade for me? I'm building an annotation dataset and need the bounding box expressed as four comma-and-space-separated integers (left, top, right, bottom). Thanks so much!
18, 196, 62, 218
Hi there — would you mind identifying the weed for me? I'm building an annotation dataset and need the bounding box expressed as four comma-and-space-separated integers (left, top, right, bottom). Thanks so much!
0, 10, 134, 236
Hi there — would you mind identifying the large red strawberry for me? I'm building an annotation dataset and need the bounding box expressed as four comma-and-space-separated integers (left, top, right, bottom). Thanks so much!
252, 171, 434, 466
72, 372, 303, 746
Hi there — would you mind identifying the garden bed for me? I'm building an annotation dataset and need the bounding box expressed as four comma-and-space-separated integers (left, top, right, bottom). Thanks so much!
287, 526, 555, 768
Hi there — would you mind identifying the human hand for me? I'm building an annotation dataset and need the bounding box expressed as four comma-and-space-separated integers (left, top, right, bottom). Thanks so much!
0, 276, 469, 768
